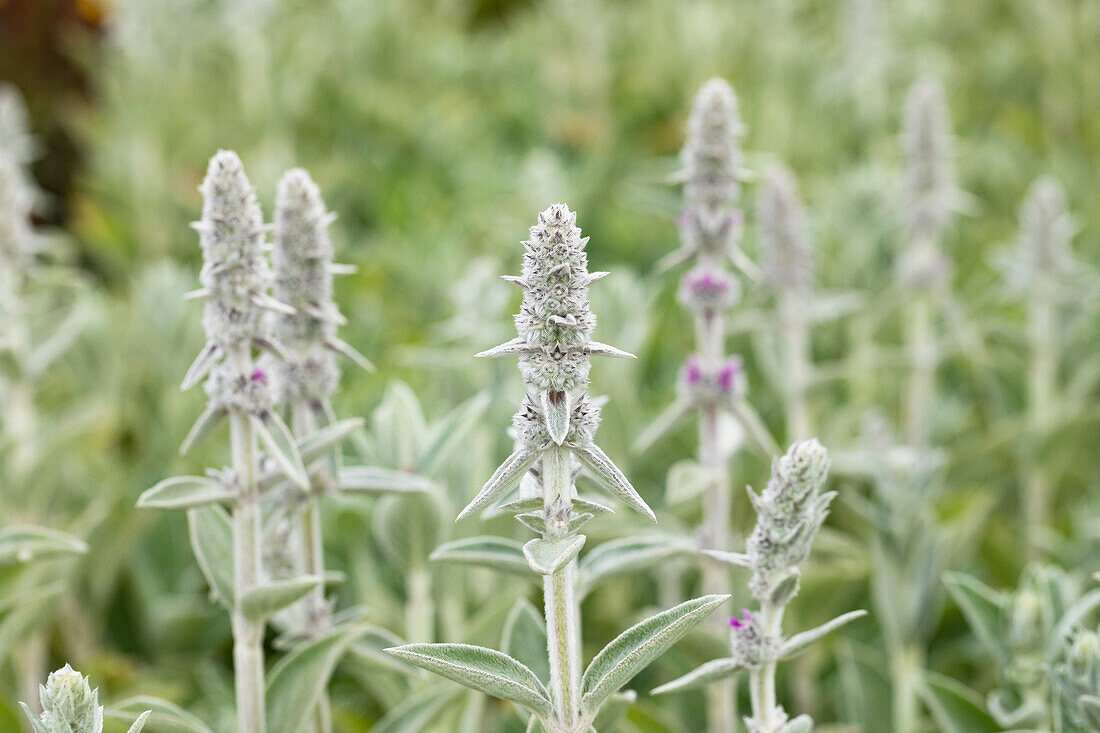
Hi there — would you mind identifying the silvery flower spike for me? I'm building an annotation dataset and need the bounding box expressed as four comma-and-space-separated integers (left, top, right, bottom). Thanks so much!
655, 440, 867, 733
21, 665, 150, 733
139, 151, 320, 733
387, 204, 728, 733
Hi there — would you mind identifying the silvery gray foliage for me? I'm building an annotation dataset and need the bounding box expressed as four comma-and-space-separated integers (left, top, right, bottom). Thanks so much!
758, 164, 811, 298
656, 441, 866, 733
21, 665, 149, 733
0, 150, 37, 295
388, 204, 726, 733
942, 565, 1100, 730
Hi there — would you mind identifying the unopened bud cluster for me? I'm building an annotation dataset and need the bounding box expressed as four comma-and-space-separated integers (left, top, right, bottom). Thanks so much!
758, 164, 812, 296
514, 204, 598, 393
512, 392, 601, 450
1054, 626, 1100, 730
192, 151, 279, 414
271, 169, 343, 403
902, 78, 954, 244
680, 78, 744, 259
1017, 176, 1074, 284
26, 665, 104, 733
745, 439, 834, 602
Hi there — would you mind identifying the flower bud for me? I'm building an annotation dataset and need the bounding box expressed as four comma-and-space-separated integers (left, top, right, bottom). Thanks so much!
32, 665, 104, 733
902, 77, 955, 244
746, 440, 834, 602
758, 164, 812, 296
729, 609, 780, 668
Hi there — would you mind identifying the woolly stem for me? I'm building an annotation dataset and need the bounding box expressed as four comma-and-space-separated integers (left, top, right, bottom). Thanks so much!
890, 644, 923, 733
905, 291, 934, 448
542, 445, 582, 732
230, 393, 266, 733
748, 602, 786, 733
406, 565, 435, 643
696, 306, 738, 733
1024, 282, 1055, 557
289, 402, 333, 733
780, 292, 811, 442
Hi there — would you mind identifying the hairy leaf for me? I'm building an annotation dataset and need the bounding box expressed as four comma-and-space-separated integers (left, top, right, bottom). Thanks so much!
430, 537, 531, 576
523, 535, 585, 576
457, 447, 540, 521
780, 610, 868, 659
137, 476, 234, 511
570, 442, 655, 521
386, 643, 552, 717
580, 594, 728, 713
241, 577, 321, 622
187, 505, 234, 606
651, 658, 744, 695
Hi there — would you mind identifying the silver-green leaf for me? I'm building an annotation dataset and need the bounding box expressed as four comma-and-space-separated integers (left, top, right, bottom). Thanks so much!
385, 643, 553, 718
253, 412, 309, 490
137, 476, 235, 511
780, 610, 868, 660
580, 594, 729, 713
241, 577, 321, 623
430, 537, 532, 576
651, 657, 744, 695
523, 535, 585, 576
339, 465, 437, 494
457, 447, 540, 521
570, 442, 655, 522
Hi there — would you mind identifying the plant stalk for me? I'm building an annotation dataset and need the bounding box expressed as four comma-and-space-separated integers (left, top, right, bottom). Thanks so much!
748, 602, 786, 733
696, 307, 738, 733
890, 644, 923, 733
542, 445, 582, 732
1024, 282, 1054, 557
229, 346, 266, 733
905, 292, 934, 449
780, 293, 810, 442
406, 564, 435, 644
289, 401, 333, 733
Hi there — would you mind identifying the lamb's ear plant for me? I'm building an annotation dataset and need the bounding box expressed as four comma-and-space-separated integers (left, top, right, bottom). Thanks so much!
634, 76, 776, 733
20, 665, 150, 733
386, 203, 728, 733
934, 565, 1100, 731
1001, 177, 1078, 556
0, 83, 91, 708
138, 151, 320, 733
654, 439, 867, 733
898, 76, 961, 450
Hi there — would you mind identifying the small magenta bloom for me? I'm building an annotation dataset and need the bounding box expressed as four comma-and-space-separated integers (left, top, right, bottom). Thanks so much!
250, 367, 267, 384
729, 609, 754, 628
682, 356, 703, 387
717, 357, 742, 392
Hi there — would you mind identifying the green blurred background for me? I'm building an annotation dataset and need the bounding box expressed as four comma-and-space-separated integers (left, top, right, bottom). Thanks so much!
1, 0, 1098, 730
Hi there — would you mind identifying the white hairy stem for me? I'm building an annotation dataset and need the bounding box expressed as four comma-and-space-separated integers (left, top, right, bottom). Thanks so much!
905, 291, 934, 449
289, 401, 333, 733
780, 292, 811, 442
542, 445, 582, 732
748, 602, 787, 733
1024, 280, 1054, 557
406, 564, 435, 643
229, 346, 266, 733
695, 305, 738, 733
890, 643, 923, 733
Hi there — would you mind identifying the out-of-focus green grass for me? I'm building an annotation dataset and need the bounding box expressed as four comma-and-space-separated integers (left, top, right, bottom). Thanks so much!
1, 0, 1098, 729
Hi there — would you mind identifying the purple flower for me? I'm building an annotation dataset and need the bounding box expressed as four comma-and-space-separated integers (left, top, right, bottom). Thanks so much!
717, 357, 742, 392
250, 367, 268, 384
681, 356, 703, 387
729, 609, 754, 628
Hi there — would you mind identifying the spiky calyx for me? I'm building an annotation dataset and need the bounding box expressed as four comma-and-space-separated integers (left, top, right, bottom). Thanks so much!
24, 665, 104, 733
513, 392, 601, 450
1017, 176, 1074, 283
902, 77, 954, 243
270, 168, 347, 403
758, 165, 812, 296
745, 439, 834, 602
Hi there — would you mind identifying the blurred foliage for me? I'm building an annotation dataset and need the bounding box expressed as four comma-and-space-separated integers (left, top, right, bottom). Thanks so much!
1, 0, 1098, 730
